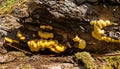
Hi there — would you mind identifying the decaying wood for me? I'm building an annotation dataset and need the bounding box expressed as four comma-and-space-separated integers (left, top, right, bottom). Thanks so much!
10, 0, 120, 53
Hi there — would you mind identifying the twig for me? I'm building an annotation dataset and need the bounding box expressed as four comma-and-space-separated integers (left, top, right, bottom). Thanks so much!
103, 53, 120, 56
6, 43, 32, 55
92, 53, 120, 57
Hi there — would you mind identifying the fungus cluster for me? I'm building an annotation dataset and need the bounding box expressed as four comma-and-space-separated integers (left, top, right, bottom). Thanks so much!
73, 35, 86, 49
27, 29, 66, 53
90, 20, 120, 42
27, 39, 66, 53
5, 25, 67, 53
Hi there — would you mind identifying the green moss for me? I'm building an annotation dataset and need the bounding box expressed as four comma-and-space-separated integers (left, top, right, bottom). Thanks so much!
22, 64, 32, 69
103, 56, 120, 69
75, 52, 120, 69
75, 52, 98, 69
0, 0, 23, 14
99, 65, 112, 69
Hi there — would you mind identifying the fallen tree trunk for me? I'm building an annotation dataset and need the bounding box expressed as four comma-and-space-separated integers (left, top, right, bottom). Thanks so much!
10, 0, 120, 53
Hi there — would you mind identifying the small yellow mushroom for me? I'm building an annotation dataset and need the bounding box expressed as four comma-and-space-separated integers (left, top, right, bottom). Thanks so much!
90, 20, 97, 25
73, 35, 80, 42
97, 19, 106, 28
5, 37, 19, 43
54, 44, 66, 52
40, 25, 53, 30
92, 32, 102, 40
38, 40, 46, 51
20, 36, 26, 40
27, 40, 40, 52
49, 47, 60, 53
49, 44, 66, 53
17, 30, 26, 40
73, 35, 86, 49
17, 31, 22, 37
38, 31, 54, 39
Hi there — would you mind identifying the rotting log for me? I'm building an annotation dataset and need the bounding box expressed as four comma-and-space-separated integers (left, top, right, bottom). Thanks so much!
7, 0, 120, 53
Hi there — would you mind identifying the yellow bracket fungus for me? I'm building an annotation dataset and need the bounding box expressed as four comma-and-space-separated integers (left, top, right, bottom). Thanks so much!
38, 31, 54, 39
90, 20, 120, 42
73, 35, 86, 49
40, 25, 53, 30
17, 30, 26, 40
27, 39, 67, 53
5, 37, 19, 44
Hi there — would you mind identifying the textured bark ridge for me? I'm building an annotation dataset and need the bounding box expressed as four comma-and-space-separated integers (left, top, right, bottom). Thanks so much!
11, 0, 120, 53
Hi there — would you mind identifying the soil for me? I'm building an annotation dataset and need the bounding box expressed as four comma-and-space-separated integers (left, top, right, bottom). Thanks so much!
0, 51, 79, 69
